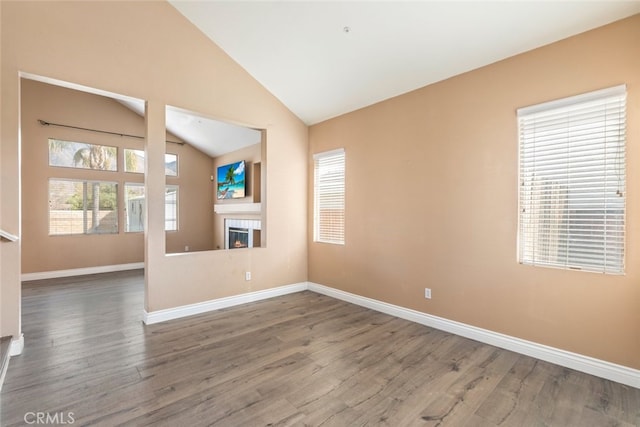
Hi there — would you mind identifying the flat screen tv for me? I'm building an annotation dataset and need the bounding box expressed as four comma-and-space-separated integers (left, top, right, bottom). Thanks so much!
217, 160, 246, 199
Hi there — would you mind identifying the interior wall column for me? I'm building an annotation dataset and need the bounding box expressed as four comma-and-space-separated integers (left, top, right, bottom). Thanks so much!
144, 101, 167, 314
0, 67, 22, 350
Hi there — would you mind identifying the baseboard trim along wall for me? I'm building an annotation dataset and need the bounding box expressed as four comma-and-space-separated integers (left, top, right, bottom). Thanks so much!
0, 334, 22, 391
21, 262, 144, 282
141, 280, 638, 388
10, 334, 24, 357
306, 282, 640, 389
143, 282, 308, 325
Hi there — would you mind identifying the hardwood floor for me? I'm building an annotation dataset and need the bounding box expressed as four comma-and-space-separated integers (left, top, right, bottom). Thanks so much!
1, 270, 638, 426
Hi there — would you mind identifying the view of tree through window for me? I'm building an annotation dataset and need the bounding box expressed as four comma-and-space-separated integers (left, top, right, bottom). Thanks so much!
49, 179, 118, 235
49, 139, 117, 171
124, 148, 178, 176
124, 149, 144, 174
48, 140, 178, 236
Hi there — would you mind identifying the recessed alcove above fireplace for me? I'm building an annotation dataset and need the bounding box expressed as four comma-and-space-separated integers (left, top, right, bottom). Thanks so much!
225, 219, 261, 249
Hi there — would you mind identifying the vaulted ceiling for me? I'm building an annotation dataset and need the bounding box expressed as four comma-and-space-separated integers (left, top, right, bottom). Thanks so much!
169, 1, 640, 125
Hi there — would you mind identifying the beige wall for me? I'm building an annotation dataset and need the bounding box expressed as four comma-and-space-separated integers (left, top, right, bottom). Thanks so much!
165, 134, 216, 255
20, 79, 216, 272
309, 15, 640, 370
20, 79, 146, 273
1, 1, 308, 339
212, 143, 263, 250
0, 0, 21, 340
5, 0, 634, 373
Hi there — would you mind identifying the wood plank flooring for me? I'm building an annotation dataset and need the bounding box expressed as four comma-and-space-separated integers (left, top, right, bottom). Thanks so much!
1, 270, 638, 426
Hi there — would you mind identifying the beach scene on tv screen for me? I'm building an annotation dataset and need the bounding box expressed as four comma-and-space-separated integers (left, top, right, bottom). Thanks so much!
217, 160, 246, 199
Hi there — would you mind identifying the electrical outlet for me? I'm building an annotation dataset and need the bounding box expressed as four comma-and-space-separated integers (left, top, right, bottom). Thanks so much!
424, 288, 432, 299
184, 245, 189, 252
245, 271, 252, 281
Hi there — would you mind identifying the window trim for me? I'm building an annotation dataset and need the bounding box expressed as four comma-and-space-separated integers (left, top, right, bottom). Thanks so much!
123, 148, 145, 174
48, 138, 118, 172
165, 185, 179, 232
48, 178, 119, 236
517, 85, 626, 274
123, 148, 179, 177
165, 153, 179, 177
313, 148, 345, 245
124, 182, 145, 233
123, 183, 179, 232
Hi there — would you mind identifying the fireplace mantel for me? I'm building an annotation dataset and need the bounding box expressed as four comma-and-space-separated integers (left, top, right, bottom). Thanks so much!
214, 203, 261, 215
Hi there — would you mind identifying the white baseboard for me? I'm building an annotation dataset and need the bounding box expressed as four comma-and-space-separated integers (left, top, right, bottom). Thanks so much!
1, 335, 24, 392
143, 282, 308, 325
0, 363, 7, 392
0, 334, 21, 392
123, 277, 640, 388
21, 262, 144, 282
307, 282, 640, 389
9, 334, 24, 356
0, 356, 8, 392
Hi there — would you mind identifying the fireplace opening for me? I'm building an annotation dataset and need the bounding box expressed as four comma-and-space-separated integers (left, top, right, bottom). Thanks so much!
224, 219, 261, 249
229, 227, 249, 249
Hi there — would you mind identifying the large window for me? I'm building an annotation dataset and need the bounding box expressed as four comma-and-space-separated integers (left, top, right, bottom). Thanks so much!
518, 85, 626, 274
49, 179, 118, 235
313, 149, 345, 245
49, 139, 117, 171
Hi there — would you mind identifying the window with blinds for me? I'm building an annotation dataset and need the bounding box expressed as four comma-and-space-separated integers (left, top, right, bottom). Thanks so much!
518, 85, 626, 274
314, 149, 345, 245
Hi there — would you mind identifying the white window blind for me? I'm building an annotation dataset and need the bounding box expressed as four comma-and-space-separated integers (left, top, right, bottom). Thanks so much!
518, 85, 626, 274
314, 149, 345, 244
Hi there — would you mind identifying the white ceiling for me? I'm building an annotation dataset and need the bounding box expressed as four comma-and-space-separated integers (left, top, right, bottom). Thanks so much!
119, 100, 262, 158
169, 0, 640, 125
24, 74, 262, 158
165, 107, 262, 158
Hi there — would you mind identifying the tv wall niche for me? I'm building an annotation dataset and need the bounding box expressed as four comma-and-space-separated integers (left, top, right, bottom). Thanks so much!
212, 143, 264, 251
217, 160, 246, 199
